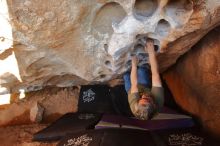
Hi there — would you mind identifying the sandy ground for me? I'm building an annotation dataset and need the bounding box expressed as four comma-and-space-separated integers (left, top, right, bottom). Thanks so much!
0, 124, 58, 146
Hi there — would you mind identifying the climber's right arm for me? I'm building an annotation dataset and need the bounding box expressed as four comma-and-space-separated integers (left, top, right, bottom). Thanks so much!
145, 39, 162, 87
130, 56, 138, 93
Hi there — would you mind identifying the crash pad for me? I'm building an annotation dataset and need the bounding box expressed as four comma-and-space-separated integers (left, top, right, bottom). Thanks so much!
33, 113, 102, 141
95, 107, 194, 130
78, 85, 115, 114
57, 127, 219, 146
57, 128, 155, 146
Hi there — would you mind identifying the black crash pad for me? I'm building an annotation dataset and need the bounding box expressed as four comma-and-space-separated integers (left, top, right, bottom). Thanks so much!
153, 128, 220, 146
78, 85, 115, 114
57, 128, 155, 146
57, 128, 220, 146
33, 113, 102, 141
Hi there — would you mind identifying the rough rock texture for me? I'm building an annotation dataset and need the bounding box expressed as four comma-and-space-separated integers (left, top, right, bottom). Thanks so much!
30, 102, 44, 123
0, 0, 220, 94
0, 86, 79, 126
163, 26, 220, 136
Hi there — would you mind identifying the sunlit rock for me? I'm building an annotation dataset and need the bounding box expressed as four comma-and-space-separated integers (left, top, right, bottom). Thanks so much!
0, 87, 78, 126
0, 0, 220, 94
30, 102, 44, 123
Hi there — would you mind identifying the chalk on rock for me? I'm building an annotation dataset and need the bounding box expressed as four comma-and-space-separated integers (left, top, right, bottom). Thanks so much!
30, 102, 44, 123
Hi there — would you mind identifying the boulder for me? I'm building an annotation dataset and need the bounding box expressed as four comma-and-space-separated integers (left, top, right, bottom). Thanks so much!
163, 26, 220, 136
30, 102, 44, 123
0, 87, 79, 126
0, 0, 220, 93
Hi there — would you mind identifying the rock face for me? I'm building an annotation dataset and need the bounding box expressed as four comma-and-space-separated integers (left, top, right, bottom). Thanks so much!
0, 0, 220, 93
0, 87, 79, 126
30, 102, 44, 123
163, 26, 220, 136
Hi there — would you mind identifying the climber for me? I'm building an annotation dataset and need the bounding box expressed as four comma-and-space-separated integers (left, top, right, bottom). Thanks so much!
123, 39, 164, 120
